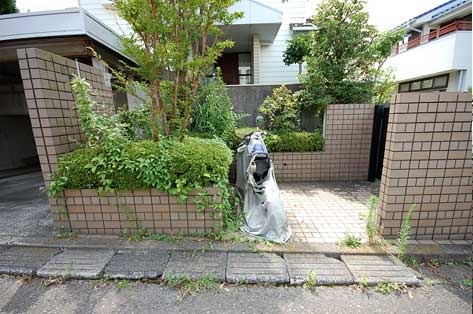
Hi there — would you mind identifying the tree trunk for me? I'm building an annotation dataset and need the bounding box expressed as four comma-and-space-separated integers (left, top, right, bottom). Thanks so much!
150, 81, 160, 142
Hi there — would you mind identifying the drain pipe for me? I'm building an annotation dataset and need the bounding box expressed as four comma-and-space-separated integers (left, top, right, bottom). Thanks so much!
456, 70, 465, 92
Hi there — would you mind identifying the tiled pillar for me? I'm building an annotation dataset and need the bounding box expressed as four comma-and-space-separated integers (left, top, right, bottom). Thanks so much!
378, 92, 472, 240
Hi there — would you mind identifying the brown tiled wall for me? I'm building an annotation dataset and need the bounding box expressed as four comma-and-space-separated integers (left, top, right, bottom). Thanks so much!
378, 92, 472, 240
18, 48, 221, 235
17, 48, 113, 185
272, 104, 374, 182
51, 189, 222, 235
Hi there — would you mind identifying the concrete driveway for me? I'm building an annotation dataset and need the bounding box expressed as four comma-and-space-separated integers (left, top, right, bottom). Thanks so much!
0, 172, 52, 237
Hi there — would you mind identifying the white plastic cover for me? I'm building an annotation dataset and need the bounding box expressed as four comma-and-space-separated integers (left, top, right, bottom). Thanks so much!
236, 132, 291, 243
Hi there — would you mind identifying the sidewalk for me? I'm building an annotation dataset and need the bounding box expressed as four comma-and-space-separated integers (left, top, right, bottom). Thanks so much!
1, 234, 470, 286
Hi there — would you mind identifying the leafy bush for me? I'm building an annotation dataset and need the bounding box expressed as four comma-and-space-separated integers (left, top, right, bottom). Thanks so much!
191, 73, 237, 146
115, 103, 153, 140
264, 131, 324, 152
259, 85, 300, 132
51, 137, 232, 195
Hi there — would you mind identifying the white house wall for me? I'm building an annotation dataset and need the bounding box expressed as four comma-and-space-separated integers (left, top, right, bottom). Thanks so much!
383, 31, 472, 91
259, 0, 318, 84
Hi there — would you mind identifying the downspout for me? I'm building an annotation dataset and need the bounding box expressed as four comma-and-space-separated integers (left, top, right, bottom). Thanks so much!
456, 70, 465, 92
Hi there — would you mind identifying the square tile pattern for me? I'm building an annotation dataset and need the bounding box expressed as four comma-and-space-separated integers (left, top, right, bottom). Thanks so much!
281, 181, 380, 243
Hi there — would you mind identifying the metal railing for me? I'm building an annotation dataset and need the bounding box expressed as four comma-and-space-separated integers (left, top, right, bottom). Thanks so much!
391, 21, 472, 55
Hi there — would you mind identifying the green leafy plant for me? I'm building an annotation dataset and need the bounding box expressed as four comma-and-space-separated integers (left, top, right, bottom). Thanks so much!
299, 0, 404, 112
463, 257, 472, 267
114, 0, 243, 140
359, 277, 369, 288
366, 195, 378, 245
283, 34, 310, 74
259, 85, 300, 132
404, 257, 419, 268
164, 273, 217, 296
192, 71, 237, 146
304, 271, 317, 290
264, 131, 324, 152
375, 282, 407, 294
0, 0, 18, 15
115, 279, 130, 290
427, 259, 441, 269
397, 204, 416, 260
54, 231, 78, 240
339, 233, 362, 248
460, 278, 472, 287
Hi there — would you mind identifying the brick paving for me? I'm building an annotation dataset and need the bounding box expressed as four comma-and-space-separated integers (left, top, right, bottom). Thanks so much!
280, 181, 380, 243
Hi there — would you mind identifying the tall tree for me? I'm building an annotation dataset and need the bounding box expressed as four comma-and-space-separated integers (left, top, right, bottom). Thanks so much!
298, 0, 403, 110
114, 0, 242, 141
0, 0, 18, 15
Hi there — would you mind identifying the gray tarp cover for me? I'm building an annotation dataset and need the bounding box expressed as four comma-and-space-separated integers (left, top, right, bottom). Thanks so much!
236, 132, 291, 243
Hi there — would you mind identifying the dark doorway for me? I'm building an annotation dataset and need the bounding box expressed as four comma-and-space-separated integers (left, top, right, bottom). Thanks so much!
368, 104, 389, 182
0, 61, 39, 177
216, 53, 239, 85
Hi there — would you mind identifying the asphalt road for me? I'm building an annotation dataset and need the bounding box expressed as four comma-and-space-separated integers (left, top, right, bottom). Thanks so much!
0, 274, 471, 314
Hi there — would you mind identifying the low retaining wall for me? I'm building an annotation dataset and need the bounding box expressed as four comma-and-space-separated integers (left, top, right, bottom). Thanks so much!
272, 104, 374, 182
51, 188, 222, 235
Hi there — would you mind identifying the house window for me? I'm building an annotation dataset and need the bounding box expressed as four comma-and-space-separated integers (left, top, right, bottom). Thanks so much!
238, 53, 252, 85
398, 74, 449, 93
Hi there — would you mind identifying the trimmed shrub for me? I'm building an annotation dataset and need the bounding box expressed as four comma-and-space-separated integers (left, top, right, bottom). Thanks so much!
259, 85, 300, 131
264, 131, 324, 152
51, 137, 232, 194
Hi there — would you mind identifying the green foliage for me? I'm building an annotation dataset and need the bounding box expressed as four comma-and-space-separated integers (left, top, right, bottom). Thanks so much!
114, 0, 242, 139
428, 259, 440, 269
164, 273, 217, 296
264, 131, 324, 152
375, 282, 407, 294
460, 278, 472, 287
283, 34, 310, 73
259, 85, 300, 132
367, 195, 378, 245
300, 0, 404, 110
192, 73, 237, 146
51, 138, 231, 195
359, 278, 369, 288
53, 231, 78, 240
404, 257, 419, 268
304, 271, 317, 290
115, 103, 153, 140
339, 233, 361, 248
463, 257, 473, 267
0, 0, 18, 14
397, 204, 416, 260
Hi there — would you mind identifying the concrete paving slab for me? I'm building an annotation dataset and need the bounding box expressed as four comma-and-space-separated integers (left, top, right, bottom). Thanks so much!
285, 253, 354, 285
341, 255, 420, 286
439, 244, 471, 256
226, 252, 289, 284
0, 246, 8, 253
37, 249, 114, 279
104, 251, 170, 279
0, 246, 60, 275
162, 251, 226, 282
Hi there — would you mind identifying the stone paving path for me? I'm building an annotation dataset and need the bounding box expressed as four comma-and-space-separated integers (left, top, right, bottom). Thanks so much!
0, 245, 420, 286
281, 181, 380, 243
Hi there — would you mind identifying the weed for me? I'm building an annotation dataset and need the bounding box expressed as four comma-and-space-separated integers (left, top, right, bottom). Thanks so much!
164, 273, 218, 296
423, 279, 434, 287
460, 278, 472, 287
375, 282, 407, 294
304, 271, 317, 290
427, 259, 441, 269
404, 257, 419, 268
463, 257, 472, 267
397, 204, 416, 260
359, 277, 369, 288
54, 231, 78, 240
63, 262, 75, 280
115, 279, 130, 290
338, 233, 361, 248
366, 195, 378, 245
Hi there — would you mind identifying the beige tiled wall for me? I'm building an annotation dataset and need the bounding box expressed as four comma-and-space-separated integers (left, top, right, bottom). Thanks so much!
272, 104, 374, 182
17, 48, 113, 185
378, 92, 472, 240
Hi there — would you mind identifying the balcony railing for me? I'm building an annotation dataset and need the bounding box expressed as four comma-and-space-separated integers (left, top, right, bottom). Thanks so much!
391, 21, 472, 55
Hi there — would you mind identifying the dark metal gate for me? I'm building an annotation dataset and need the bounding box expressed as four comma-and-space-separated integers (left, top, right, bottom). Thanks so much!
368, 104, 389, 182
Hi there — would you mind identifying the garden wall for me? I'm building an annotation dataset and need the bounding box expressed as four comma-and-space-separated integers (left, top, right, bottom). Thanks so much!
272, 104, 374, 182
18, 48, 222, 235
378, 92, 472, 240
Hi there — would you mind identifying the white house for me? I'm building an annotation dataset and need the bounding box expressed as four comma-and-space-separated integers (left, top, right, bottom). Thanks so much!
384, 0, 472, 92
79, 0, 318, 85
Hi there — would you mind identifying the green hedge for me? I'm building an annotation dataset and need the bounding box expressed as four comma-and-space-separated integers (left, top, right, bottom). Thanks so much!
232, 128, 324, 152
51, 137, 232, 193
